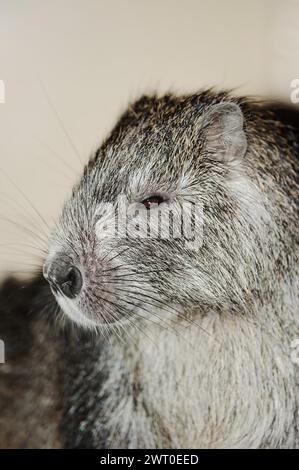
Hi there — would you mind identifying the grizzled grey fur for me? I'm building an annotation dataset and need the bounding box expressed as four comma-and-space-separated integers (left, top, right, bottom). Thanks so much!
0, 90, 298, 448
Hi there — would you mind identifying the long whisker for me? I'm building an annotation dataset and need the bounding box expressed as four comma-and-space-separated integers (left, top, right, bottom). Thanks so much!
119, 289, 215, 345
95, 287, 197, 348
93, 290, 164, 349
35, 136, 78, 176
100, 266, 184, 281
0, 190, 49, 240
0, 242, 47, 255
0, 215, 48, 248
38, 77, 83, 166
0, 167, 51, 234
104, 246, 132, 265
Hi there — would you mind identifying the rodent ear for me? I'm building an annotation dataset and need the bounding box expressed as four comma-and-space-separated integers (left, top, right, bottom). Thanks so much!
201, 102, 247, 162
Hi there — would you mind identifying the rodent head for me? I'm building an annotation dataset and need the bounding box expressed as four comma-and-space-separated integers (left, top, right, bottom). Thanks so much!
43, 92, 267, 330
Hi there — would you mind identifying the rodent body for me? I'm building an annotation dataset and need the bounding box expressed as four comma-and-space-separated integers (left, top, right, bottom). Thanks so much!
0, 90, 298, 448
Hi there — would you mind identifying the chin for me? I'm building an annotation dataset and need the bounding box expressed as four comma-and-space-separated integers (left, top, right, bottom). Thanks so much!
57, 294, 125, 330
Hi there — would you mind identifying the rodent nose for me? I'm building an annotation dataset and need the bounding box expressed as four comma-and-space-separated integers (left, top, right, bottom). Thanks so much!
45, 263, 83, 299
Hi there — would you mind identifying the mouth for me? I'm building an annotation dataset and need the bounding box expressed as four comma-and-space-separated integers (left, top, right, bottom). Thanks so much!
48, 282, 126, 328
42, 249, 159, 328
52, 293, 98, 328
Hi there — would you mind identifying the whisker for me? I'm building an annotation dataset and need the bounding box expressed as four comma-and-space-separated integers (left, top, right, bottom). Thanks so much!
100, 266, 184, 281
38, 77, 83, 166
0, 167, 51, 235
0, 242, 47, 255
105, 246, 132, 265
35, 136, 78, 176
0, 215, 48, 249
97, 287, 197, 348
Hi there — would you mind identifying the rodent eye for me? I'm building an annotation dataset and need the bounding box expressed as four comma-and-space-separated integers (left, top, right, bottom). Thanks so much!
141, 195, 165, 210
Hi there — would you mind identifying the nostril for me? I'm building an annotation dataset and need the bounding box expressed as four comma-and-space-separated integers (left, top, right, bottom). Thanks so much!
58, 266, 83, 299
45, 263, 83, 299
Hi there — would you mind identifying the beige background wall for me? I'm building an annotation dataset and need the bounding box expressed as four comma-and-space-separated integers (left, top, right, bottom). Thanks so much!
0, 0, 298, 277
